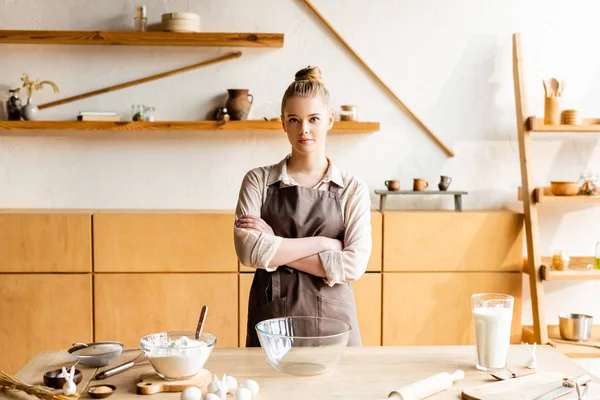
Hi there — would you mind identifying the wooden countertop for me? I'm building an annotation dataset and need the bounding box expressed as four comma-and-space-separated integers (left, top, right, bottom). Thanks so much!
2, 346, 598, 400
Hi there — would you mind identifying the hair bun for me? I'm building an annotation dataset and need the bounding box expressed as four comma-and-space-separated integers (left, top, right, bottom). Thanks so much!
294, 66, 323, 83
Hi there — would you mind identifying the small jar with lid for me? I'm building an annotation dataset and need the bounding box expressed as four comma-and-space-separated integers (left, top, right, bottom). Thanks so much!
134, 6, 147, 32
339, 105, 358, 121
552, 250, 570, 271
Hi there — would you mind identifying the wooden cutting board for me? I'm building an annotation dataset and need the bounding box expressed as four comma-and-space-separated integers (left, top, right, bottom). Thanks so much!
137, 370, 212, 395
462, 373, 568, 400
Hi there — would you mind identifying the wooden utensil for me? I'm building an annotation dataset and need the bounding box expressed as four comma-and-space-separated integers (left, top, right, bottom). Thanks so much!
462, 373, 567, 399
38, 51, 242, 110
300, 0, 454, 157
549, 78, 560, 97
137, 370, 212, 395
542, 80, 549, 97
195, 304, 208, 339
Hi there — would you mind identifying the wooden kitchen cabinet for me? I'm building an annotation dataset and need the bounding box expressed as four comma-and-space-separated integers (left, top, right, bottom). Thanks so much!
383, 211, 523, 272
94, 273, 238, 348
240, 211, 382, 272
382, 272, 522, 346
93, 212, 237, 272
367, 211, 382, 272
0, 274, 92, 373
0, 212, 92, 272
239, 272, 382, 347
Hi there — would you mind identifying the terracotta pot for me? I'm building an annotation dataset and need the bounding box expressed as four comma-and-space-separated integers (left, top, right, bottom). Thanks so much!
225, 89, 253, 120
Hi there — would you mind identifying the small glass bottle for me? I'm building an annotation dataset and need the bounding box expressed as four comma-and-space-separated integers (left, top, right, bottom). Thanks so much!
595, 241, 600, 270
143, 105, 155, 122
134, 6, 147, 32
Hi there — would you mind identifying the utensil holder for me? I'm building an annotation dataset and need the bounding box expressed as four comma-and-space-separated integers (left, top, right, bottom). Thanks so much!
544, 97, 562, 125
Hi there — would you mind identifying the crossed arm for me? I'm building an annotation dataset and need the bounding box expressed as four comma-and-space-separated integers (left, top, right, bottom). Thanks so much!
233, 170, 371, 285
236, 215, 342, 278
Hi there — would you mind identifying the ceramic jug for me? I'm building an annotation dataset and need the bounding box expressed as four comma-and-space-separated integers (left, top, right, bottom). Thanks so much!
438, 176, 452, 191
225, 89, 253, 120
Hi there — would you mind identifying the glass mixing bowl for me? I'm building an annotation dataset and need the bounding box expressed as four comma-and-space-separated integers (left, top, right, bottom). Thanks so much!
140, 331, 216, 380
255, 316, 350, 376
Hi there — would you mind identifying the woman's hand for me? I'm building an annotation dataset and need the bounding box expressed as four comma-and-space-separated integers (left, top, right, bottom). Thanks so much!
235, 214, 275, 235
323, 237, 344, 252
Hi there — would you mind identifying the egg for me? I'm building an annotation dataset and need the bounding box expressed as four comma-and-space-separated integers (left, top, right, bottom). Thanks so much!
239, 380, 259, 396
180, 386, 202, 400
234, 387, 252, 400
203, 394, 220, 400
225, 375, 238, 393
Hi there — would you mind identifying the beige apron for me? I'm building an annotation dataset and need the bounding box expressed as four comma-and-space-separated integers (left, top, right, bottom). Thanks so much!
245, 182, 361, 347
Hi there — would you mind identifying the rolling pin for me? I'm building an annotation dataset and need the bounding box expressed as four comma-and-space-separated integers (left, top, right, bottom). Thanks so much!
387, 370, 465, 400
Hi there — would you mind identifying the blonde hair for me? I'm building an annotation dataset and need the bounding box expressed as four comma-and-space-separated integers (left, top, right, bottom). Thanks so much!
281, 66, 330, 115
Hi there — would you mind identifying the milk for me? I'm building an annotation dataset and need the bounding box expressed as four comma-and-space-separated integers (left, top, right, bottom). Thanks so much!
473, 306, 513, 370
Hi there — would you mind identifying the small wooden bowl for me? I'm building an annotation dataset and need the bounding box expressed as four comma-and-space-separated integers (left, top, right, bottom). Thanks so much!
87, 385, 116, 399
550, 181, 580, 196
43, 369, 83, 389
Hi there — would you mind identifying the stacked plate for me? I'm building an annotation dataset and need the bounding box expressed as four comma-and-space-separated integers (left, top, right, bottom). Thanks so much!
162, 12, 201, 32
561, 109, 582, 125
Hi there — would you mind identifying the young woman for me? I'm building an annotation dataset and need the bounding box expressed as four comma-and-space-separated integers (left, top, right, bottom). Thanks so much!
233, 66, 372, 346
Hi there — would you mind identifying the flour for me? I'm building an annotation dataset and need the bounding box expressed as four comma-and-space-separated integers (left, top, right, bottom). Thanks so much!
142, 334, 212, 379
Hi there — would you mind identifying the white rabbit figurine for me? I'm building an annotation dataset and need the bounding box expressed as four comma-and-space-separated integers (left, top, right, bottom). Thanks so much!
525, 342, 537, 369
59, 366, 77, 395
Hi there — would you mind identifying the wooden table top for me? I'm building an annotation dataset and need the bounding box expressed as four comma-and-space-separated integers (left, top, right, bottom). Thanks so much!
2, 346, 599, 400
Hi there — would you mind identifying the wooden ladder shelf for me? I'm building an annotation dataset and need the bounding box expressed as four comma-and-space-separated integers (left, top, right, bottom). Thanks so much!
513, 33, 600, 357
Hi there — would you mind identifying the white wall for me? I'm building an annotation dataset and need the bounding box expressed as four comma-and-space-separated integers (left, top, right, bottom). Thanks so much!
1, 0, 600, 326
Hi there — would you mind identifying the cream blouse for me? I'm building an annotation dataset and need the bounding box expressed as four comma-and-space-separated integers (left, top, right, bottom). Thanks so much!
233, 155, 372, 286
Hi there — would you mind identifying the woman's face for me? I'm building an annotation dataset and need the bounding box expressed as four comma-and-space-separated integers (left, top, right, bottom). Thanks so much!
282, 95, 334, 155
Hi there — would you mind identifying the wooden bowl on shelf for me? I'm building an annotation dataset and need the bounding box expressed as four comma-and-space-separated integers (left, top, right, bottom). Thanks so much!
550, 181, 580, 196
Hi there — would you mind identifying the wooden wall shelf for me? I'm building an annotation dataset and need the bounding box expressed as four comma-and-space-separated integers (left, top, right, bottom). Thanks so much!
527, 116, 600, 133
542, 263, 599, 281
0, 120, 379, 133
518, 186, 600, 204
0, 30, 284, 48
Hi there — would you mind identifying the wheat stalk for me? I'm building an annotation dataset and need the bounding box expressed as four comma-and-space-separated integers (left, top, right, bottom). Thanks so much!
20, 73, 60, 101
0, 370, 73, 400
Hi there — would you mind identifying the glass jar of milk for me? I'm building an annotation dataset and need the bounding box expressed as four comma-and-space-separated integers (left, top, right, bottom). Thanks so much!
471, 293, 514, 372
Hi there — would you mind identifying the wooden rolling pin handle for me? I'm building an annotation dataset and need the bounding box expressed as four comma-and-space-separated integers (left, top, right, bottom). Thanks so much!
388, 370, 465, 400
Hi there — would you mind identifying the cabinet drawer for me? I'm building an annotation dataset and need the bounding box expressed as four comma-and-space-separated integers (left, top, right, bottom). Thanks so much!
383, 212, 523, 272
382, 272, 522, 345
0, 213, 91, 272
94, 213, 237, 272
95, 273, 238, 348
0, 274, 92, 373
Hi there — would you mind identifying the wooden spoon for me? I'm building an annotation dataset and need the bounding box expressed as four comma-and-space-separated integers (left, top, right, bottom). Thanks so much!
195, 305, 208, 340
549, 78, 560, 97
542, 80, 549, 97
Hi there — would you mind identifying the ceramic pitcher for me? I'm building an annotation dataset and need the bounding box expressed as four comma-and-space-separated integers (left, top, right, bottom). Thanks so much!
438, 176, 452, 191
225, 89, 253, 120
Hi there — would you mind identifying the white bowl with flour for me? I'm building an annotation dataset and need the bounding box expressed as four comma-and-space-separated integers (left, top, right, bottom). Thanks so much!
140, 331, 216, 380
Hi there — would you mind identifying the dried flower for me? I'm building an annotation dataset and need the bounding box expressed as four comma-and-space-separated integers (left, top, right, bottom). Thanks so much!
20, 73, 59, 100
